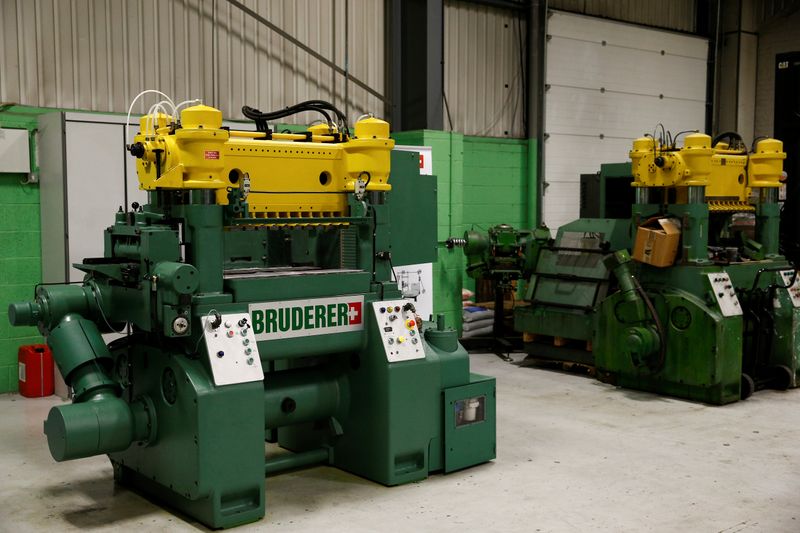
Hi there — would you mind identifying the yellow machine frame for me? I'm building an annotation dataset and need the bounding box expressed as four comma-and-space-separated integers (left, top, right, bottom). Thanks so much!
132, 105, 394, 218
630, 133, 785, 211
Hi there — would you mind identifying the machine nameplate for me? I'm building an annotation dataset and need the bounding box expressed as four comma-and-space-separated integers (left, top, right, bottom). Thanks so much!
372, 300, 425, 363
202, 312, 264, 386
707, 273, 742, 317
780, 270, 800, 308
249, 295, 364, 341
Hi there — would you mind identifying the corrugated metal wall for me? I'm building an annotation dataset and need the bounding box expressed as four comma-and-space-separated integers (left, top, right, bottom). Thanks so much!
443, 1, 526, 138
0, 0, 385, 123
549, 0, 697, 33
442, 0, 697, 138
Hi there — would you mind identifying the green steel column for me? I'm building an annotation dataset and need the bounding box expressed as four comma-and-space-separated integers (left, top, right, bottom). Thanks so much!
182, 204, 224, 293
678, 186, 711, 265
756, 188, 781, 258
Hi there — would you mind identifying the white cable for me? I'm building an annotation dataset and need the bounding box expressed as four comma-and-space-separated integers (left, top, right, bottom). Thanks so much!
145, 103, 160, 135
88, 282, 128, 335
193, 309, 219, 354
145, 101, 173, 135
173, 99, 202, 121
125, 90, 176, 146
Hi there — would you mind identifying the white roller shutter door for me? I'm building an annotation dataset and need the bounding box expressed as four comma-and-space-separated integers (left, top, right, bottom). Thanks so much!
543, 11, 709, 230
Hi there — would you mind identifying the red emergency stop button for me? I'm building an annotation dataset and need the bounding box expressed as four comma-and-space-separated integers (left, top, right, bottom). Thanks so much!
406, 319, 416, 329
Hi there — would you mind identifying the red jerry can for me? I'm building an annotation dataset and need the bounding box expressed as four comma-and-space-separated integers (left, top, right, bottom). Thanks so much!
18, 344, 55, 398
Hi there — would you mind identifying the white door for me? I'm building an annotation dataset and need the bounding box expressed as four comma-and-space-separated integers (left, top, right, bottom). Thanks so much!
543, 11, 708, 230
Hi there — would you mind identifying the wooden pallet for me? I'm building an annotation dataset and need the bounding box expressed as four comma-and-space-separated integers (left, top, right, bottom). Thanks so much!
523, 332, 592, 352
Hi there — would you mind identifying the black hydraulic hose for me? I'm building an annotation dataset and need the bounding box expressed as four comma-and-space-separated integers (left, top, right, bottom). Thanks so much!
243, 104, 335, 132
249, 103, 334, 124
712, 131, 747, 153
671, 129, 699, 148
633, 278, 666, 371
751, 265, 798, 291
243, 100, 350, 133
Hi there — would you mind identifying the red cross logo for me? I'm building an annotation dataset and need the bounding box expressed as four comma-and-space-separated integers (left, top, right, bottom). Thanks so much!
347, 302, 362, 325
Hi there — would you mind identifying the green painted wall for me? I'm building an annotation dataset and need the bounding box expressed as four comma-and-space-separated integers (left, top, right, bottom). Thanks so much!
0, 107, 47, 393
393, 130, 536, 333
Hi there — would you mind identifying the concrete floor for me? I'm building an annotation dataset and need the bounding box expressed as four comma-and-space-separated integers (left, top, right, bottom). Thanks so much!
2, 353, 800, 532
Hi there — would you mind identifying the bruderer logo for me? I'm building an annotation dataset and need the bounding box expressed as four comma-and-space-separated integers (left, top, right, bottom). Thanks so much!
249, 295, 364, 341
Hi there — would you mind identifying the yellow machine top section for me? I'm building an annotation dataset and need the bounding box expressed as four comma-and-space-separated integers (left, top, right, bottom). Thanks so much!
132, 104, 395, 219
630, 133, 786, 211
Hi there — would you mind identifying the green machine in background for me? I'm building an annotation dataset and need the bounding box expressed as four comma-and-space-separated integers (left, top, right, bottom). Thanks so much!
9, 102, 495, 528
594, 131, 799, 404
446, 224, 549, 358
451, 130, 800, 405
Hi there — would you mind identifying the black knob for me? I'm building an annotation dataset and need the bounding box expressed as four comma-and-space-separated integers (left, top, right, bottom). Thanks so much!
210, 311, 222, 329
238, 317, 248, 327
654, 156, 665, 168
128, 142, 145, 158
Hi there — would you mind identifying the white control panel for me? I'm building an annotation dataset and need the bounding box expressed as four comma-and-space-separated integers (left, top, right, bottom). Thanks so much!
707, 273, 742, 317
372, 300, 425, 363
202, 312, 264, 386
780, 270, 800, 308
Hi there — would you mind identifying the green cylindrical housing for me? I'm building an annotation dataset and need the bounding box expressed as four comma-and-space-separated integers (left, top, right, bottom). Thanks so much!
424, 327, 459, 353
263, 368, 343, 429
622, 325, 660, 367
47, 313, 115, 399
19, 285, 96, 331
604, 250, 639, 304
36, 311, 153, 462
112, 241, 141, 258
44, 393, 151, 461
153, 261, 200, 294
463, 230, 490, 279
8, 301, 43, 327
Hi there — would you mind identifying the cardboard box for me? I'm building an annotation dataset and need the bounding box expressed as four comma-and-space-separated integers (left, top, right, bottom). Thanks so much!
632, 218, 681, 267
